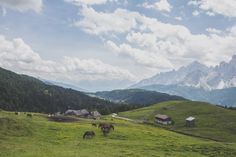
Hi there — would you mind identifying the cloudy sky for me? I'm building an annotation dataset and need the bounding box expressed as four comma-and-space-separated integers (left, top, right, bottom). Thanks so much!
0, 0, 236, 91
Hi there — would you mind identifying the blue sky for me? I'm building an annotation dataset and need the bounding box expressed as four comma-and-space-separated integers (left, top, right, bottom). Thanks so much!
0, 0, 236, 91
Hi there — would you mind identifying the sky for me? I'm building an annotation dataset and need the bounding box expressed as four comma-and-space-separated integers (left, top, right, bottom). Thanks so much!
0, 0, 236, 91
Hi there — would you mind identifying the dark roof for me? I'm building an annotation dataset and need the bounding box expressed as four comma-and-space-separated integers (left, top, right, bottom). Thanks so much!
155, 114, 171, 120
65, 109, 89, 116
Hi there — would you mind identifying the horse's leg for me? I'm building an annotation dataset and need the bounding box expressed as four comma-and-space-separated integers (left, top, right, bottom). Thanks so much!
83, 133, 87, 139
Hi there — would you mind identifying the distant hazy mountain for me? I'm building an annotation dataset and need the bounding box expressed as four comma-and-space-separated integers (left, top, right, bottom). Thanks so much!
137, 84, 236, 107
132, 55, 236, 90
93, 89, 185, 106
43, 80, 87, 92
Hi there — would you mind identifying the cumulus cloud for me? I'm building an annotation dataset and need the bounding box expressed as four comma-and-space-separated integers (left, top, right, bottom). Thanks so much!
65, 0, 127, 6
192, 10, 200, 16
65, 0, 108, 6
188, 0, 236, 18
74, 6, 236, 70
0, 35, 135, 83
142, 0, 172, 12
206, 28, 222, 34
74, 6, 137, 35
106, 40, 173, 69
0, 0, 43, 13
175, 16, 182, 21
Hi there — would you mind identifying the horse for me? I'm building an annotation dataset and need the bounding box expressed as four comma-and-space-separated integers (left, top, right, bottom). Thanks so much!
101, 126, 110, 136
26, 113, 32, 118
15, 112, 20, 115
91, 123, 97, 127
83, 131, 95, 139
98, 123, 114, 136
98, 123, 114, 131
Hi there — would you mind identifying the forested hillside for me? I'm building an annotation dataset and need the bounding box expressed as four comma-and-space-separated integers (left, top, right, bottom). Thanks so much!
94, 89, 185, 106
0, 67, 133, 114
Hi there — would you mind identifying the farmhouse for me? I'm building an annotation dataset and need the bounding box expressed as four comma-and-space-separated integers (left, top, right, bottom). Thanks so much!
65, 109, 90, 117
185, 116, 195, 127
90, 111, 101, 119
155, 114, 172, 125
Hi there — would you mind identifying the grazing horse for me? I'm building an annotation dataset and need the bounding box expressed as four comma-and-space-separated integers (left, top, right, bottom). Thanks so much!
101, 126, 110, 136
15, 112, 20, 115
26, 113, 32, 118
83, 131, 95, 139
98, 123, 114, 136
91, 123, 97, 127
98, 123, 114, 131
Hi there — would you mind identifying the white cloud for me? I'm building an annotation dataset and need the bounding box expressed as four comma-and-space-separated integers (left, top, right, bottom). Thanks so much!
142, 0, 172, 12
175, 16, 182, 21
206, 11, 215, 16
0, 0, 43, 13
74, 6, 137, 35
65, 0, 108, 6
188, 0, 236, 18
206, 28, 222, 34
192, 10, 200, 16
106, 40, 173, 69
74, 6, 236, 70
0, 35, 135, 83
65, 0, 127, 6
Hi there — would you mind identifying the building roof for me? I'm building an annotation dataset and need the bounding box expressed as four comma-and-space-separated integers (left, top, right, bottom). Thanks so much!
186, 116, 195, 121
155, 114, 170, 120
65, 109, 89, 116
90, 111, 101, 117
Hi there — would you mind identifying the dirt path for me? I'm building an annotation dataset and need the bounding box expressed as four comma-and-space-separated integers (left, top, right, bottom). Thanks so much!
111, 114, 143, 123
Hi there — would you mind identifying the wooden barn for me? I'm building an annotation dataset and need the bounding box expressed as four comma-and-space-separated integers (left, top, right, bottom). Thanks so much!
185, 116, 195, 127
155, 114, 172, 125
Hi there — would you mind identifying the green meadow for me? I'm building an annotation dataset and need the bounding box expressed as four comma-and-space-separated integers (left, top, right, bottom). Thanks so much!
1, 108, 236, 157
119, 101, 236, 143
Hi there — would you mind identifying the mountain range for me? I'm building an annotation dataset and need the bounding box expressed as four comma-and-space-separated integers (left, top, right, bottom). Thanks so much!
131, 55, 236, 107
132, 55, 236, 90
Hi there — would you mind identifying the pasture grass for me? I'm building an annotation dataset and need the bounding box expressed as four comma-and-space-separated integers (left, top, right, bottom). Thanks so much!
119, 100, 236, 142
0, 110, 236, 157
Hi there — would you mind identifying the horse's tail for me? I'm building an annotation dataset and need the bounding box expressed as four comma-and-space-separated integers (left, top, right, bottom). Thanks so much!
111, 125, 114, 130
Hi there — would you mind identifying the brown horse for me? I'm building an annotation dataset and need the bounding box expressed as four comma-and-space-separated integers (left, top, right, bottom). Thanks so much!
83, 131, 95, 139
98, 123, 114, 130
98, 123, 114, 136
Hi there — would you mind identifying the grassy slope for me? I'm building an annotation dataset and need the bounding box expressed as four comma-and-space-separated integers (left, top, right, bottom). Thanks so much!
1, 111, 236, 157
119, 101, 236, 143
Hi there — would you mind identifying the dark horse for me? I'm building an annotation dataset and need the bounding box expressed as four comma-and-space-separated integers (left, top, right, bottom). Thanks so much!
98, 123, 114, 130
91, 123, 97, 127
83, 131, 95, 139
98, 123, 114, 136
26, 113, 32, 118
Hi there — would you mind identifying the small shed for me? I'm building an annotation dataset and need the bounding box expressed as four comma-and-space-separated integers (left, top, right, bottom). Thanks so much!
186, 116, 195, 127
155, 114, 172, 125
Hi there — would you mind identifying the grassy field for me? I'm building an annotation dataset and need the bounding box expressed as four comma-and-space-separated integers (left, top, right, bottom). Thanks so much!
119, 101, 236, 143
0, 110, 236, 157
